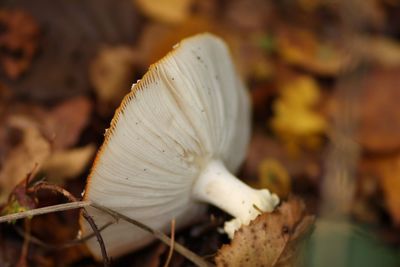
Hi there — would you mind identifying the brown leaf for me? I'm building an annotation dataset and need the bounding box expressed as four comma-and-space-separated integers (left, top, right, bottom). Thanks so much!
0, 9, 40, 79
134, 18, 213, 68
356, 67, 400, 153
243, 130, 321, 183
365, 156, 400, 226
353, 36, 400, 67
90, 46, 135, 115
224, 0, 272, 31
0, 97, 91, 201
0, 115, 51, 203
276, 26, 347, 76
42, 144, 96, 183
215, 198, 314, 267
44, 96, 92, 150
2, 1, 141, 102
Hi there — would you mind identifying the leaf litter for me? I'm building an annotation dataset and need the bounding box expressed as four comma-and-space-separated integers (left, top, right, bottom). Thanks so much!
215, 198, 314, 267
1, 0, 400, 266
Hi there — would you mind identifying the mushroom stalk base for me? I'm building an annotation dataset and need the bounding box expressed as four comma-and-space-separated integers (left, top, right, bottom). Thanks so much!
192, 159, 279, 238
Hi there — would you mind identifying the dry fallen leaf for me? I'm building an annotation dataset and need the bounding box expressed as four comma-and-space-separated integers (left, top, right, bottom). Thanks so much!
277, 26, 346, 76
135, 18, 213, 67
0, 96, 92, 201
215, 198, 314, 267
1, 1, 141, 103
356, 68, 400, 153
42, 144, 96, 183
0, 9, 40, 79
134, 0, 193, 24
243, 130, 321, 184
354, 36, 400, 67
44, 96, 92, 150
224, 0, 272, 31
367, 157, 400, 226
90, 46, 135, 115
271, 75, 327, 155
0, 115, 51, 203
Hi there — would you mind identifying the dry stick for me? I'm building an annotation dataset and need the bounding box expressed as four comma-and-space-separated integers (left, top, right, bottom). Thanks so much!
30, 183, 111, 267
0, 201, 91, 223
1, 192, 214, 266
91, 203, 215, 267
83, 212, 111, 267
163, 219, 176, 267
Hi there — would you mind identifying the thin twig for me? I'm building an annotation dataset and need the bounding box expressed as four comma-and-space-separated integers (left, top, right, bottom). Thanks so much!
30, 182, 111, 267
83, 212, 111, 267
0, 201, 91, 223
91, 203, 215, 267
29, 183, 78, 202
164, 219, 176, 267
1, 192, 216, 266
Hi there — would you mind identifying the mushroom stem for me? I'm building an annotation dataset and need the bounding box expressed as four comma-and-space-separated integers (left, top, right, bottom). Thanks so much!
192, 160, 279, 237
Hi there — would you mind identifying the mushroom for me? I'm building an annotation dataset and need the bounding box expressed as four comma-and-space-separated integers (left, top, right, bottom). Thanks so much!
81, 33, 279, 259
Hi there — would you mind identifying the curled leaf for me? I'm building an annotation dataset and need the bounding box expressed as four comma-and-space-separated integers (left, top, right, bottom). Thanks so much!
216, 198, 314, 267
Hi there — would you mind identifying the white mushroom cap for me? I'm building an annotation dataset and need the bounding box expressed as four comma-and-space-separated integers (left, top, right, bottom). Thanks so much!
81, 33, 278, 259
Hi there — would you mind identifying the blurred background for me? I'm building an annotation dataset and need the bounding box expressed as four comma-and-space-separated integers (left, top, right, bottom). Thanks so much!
0, 0, 400, 266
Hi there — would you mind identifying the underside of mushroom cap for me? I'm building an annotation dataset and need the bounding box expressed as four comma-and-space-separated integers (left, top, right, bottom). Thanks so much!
81, 33, 251, 259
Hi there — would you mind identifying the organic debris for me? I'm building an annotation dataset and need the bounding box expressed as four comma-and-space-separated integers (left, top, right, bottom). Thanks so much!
0, 9, 40, 79
215, 198, 314, 267
43, 96, 92, 150
0, 115, 50, 203
271, 75, 327, 155
90, 46, 135, 115
134, 0, 193, 24
276, 26, 346, 76
0, 0, 400, 266
356, 67, 400, 153
42, 144, 96, 183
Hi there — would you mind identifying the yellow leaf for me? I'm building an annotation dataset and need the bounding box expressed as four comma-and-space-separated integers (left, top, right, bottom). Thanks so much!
134, 0, 192, 24
271, 76, 327, 155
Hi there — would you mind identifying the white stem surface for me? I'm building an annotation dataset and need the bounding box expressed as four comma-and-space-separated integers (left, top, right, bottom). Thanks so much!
192, 160, 279, 237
